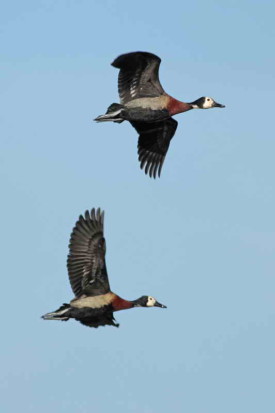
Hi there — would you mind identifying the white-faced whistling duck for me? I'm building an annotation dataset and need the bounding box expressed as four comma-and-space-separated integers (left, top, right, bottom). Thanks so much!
42, 208, 166, 328
94, 51, 225, 179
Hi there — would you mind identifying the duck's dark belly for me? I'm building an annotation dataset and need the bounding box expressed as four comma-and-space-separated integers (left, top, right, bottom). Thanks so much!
70, 304, 110, 318
122, 107, 170, 122
69, 304, 118, 328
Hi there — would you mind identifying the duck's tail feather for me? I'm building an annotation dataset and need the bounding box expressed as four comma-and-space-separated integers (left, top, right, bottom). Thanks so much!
41, 303, 70, 321
94, 103, 124, 123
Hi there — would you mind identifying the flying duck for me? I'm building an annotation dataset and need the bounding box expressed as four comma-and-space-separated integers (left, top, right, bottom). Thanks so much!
42, 208, 166, 328
94, 51, 225, 178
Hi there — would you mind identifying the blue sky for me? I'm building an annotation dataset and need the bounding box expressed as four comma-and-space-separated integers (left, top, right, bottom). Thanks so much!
1, 1, 275, 412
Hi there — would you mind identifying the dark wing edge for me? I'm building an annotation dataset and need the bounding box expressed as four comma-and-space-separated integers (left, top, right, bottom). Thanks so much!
131, 118, 178, 178
112, 51, 161, 69
67, 208, 110, 298
111, 51, 165, 103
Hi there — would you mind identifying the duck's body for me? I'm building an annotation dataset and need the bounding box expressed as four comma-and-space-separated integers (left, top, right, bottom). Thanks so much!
124, 95, 191, 116
120, 95, 190, 122
95, 51, 225, 178
42, 209, 166, 328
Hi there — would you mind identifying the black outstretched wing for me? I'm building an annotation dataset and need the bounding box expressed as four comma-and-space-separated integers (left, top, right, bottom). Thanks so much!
67, 208, 110, 298
112, 52, 165, 104
130, 118, 178, 178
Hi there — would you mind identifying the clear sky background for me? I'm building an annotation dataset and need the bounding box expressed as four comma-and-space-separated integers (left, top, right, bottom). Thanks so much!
1, 1, 275, 412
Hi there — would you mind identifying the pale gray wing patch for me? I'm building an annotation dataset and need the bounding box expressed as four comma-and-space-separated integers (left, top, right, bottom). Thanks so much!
129, 70, 142, 99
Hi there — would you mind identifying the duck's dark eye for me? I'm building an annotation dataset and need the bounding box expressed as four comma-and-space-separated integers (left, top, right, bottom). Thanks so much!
207, 98, 210, 101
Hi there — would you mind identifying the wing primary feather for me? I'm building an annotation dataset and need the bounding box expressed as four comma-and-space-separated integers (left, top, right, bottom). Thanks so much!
131, 117, 178, 179
67, 208, 110, 297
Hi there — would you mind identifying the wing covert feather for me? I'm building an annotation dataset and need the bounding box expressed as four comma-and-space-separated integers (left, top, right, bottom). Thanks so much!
112, 52, 165, 103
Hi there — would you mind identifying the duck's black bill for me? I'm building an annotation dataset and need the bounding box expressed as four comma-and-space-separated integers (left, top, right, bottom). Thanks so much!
154, 301, 167, 308
214, 101, 225, 108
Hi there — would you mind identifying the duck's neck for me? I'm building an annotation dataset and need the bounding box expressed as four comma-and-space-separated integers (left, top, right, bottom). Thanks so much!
112, 295, 134, 312
167, 96, 192, 116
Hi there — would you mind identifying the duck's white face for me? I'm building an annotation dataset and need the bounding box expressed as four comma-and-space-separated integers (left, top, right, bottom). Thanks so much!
202, 97, 216, 109
202, 97, 226, 109
190, 97, 225, 109
146, 296, 157, 307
